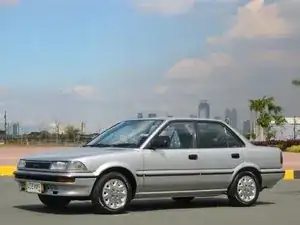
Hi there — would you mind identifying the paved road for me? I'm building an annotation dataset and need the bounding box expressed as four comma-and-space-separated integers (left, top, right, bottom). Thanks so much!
0, 178, 299, 225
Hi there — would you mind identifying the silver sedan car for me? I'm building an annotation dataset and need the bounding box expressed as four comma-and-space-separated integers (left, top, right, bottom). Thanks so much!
14, 118, 284, 214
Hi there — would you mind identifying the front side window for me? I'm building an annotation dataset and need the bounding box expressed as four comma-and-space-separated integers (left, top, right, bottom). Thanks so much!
196, 122, 244, 148
86, 119, 164, 148
153, 122, 196, 149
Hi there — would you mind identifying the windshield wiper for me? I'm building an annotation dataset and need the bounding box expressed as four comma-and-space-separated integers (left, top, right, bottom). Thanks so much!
109, 143, 137, 148
82, 143, 113, 148
82, 143, 137, 148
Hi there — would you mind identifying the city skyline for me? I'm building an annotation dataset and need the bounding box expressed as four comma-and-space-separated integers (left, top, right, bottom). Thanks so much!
1, 0, 300, 131
0, 97, 296, 133
1, 99, 243, 133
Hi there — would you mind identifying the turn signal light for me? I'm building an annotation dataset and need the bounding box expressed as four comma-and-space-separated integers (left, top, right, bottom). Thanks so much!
57, 177, 75, 183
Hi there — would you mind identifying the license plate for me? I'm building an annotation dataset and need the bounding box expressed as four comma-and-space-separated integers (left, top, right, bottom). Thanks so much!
25, 181, 43, 194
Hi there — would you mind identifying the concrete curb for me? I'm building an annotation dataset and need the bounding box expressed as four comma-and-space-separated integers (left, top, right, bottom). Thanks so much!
0, 166, 300, 180
283, 169, 300, 180
0, 166, 16, 176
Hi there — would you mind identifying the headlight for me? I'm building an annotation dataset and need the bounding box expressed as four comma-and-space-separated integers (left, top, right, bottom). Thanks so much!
67, 161, 88, 172
49, 161, 88, 172
17, 160, 26, 169
50, 161, 68, 171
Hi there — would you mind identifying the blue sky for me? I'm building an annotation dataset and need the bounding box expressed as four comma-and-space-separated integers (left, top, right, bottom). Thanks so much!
0, 0, 216, 88
1, 0, 300, 132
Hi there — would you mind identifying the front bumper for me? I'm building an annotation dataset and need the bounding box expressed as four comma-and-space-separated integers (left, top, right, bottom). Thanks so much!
14, 170, 97, 197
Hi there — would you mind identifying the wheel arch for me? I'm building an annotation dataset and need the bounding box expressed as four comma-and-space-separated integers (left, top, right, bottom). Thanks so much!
228, 163, 262, 192
92, 165, 138, 199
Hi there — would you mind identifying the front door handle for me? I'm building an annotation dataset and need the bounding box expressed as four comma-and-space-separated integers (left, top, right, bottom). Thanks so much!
188, 154, 198, 160
231, 153, 240, 159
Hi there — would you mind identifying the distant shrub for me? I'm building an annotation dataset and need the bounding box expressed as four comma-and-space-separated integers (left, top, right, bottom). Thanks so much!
275, 143, 285, 151
286, 145, 300, 153
251, 139, 300, 151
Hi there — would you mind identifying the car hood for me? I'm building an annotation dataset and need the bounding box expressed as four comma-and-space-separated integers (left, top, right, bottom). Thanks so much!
21, 147, 136, 161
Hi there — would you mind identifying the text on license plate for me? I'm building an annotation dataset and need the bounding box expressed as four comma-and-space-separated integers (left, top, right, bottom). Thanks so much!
25, 182, 43, 193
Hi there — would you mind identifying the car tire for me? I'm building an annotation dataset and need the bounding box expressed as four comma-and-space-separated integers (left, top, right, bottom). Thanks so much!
172, 197, 195, 203
38, 195, 71, 209
91, 172, 132, 214
227, 171, 260, 207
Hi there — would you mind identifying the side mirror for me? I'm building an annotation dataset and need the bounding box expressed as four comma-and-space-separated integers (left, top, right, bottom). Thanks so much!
149, 136, 170, 150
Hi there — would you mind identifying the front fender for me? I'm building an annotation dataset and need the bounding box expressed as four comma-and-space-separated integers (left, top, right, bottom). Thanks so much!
93, 161, 136, 177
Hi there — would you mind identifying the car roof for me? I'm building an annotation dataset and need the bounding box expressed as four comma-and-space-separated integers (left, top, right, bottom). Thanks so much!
118, 117, 252, 146
126, 117, 224, 123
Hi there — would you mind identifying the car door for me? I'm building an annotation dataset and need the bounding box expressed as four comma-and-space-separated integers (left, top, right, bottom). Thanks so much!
141, 120, 202, 192
195, 121, 246, 190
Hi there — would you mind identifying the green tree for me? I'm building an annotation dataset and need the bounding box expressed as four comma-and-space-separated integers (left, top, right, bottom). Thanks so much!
249, 99, 264, 140
63, 125, 80, 142
249, 96, 286, 141
38, 130, 50, 142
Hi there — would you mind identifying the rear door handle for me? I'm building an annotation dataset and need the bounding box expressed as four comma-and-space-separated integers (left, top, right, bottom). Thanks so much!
188, 154, 198, 160
231, 153, 240, 159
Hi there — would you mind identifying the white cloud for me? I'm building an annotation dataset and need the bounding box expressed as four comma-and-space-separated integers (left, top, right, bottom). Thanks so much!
132, 0, 241, 15
0, 0, 18, 6
71, 85, 97, 98
61, 85, 99, 100
156, 0, 300, 119
208, 0, 294, 44
166, 53, 235, 80
0, 82, 176, 132
154, 84, 169, 94
132, 0, 196, 15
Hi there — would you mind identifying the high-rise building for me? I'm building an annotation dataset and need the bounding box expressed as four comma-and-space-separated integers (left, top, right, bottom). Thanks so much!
243, 120, 251, 135
12, 122, 19, 136
231, 108, 238, 129
198, 100, 210, 118
224, 108, 238, 129
225, 108, 231, 124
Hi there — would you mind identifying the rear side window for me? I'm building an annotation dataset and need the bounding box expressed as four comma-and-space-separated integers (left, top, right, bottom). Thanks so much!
196, 122, 245, 148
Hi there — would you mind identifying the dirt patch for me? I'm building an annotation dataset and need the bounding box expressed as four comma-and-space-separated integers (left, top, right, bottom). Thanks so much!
0, 146, 73, 165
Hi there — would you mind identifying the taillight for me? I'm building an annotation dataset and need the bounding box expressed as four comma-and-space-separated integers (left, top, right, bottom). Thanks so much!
280, 151, 283, 164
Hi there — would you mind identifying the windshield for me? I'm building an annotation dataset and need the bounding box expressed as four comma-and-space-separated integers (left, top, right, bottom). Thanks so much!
85, 119, 164, 148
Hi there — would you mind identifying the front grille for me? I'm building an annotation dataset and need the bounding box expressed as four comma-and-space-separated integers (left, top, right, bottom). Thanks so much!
25, 161, 52, 170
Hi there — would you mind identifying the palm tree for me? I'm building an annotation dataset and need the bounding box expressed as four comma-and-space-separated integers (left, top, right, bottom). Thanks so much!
249, 100, 259, 140
249, 98, 266, 140
292, 79, 300, 86
249, 96, 286, 141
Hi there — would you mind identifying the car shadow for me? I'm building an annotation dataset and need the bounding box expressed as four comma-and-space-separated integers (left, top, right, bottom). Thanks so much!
13, 198, 275, 215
